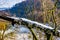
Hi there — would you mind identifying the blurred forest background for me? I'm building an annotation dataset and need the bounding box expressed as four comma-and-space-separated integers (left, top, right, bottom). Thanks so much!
0, 0, 60, 40
0, 0, 60, 25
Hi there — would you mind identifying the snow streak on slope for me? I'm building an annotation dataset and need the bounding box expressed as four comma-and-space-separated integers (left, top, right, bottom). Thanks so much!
8, 16, 54, 30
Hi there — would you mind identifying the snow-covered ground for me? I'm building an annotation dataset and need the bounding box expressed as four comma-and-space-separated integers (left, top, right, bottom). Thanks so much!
0, 16, 60, 40
5, 33, 33, 40
0, 25, 60, 40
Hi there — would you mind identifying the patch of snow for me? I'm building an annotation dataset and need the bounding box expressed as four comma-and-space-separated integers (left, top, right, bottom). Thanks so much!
21, 18, 54, 30
6, 17, 54, 30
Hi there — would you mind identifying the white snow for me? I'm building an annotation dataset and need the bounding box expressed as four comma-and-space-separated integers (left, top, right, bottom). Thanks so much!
7, 16, 20, 20
4, 29, 15, 35
57, 30, 60, 33
10, 17, 20, 20
20, 18, 54, 30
